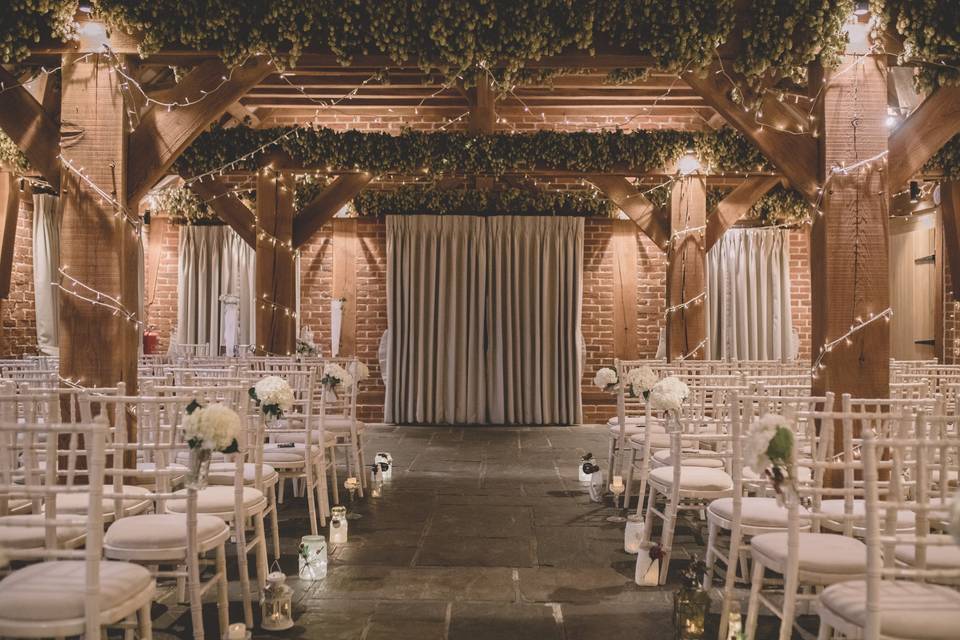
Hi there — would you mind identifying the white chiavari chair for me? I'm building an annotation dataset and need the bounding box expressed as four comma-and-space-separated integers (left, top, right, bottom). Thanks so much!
816, 417, 960, 640
320, 357, 368, 494
100, 394, 231, 640
0, 420, 156, 639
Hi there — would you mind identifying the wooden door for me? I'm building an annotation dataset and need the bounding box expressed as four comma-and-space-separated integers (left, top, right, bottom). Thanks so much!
889, 213, 937, 360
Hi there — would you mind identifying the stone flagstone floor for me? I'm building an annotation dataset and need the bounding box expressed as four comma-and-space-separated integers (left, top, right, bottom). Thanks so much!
149, 425, 807, 639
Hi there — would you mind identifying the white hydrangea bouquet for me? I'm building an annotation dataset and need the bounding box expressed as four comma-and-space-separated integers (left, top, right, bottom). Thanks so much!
321, 362, 355, 400
648, 376, 689, 414
593, 367, 619, 393
249, 375, 294, 420
623, 366, 658, 399
183, 400, 242, 489
348, 360, 370, 383
744, 414, 795, 504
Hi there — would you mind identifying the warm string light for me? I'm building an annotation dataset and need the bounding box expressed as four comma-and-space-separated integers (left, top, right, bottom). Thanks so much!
0, 53, 96, 94
259, 294, 298, 319
810, 150, 889, 217
58, 155, 142, 232
810, 309, 893, 377
669, 224, 706, 244
677, 337, 708, 361
55, 267, 142, 328
664, 292, 705, 316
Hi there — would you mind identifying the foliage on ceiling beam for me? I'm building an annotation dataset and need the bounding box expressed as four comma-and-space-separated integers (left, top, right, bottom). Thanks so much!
646, 183, 809, 225
0, 132, 30, 174
353, 185, 614, 218
148, 183, 215, 223
8, 1, 850, 89
174, 126, 772, 178
876, 0, 960, 90
925, 133, 960, 179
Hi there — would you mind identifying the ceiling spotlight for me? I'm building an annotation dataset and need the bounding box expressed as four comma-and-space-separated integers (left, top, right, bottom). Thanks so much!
853, 1, 870, 16
909, 180, 921, 204
677, 149, 701, 176
78, 3, 94, 13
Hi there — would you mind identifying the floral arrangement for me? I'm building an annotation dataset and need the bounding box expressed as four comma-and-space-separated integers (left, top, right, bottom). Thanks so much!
249, 375, 294, 419
593, 367, 619, 393
322, 362, 354, 390
297, 339, 319, 356
348, 360, 369, 382
623, 366, 658, 399
183, 400, 241, 453
648, 376, 690, 414
744, 414, 795, 501
354, 186, 614, 218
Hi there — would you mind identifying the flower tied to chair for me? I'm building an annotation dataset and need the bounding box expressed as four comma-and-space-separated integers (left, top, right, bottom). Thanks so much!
593, 367, 619, 393
745, 414, 796, 505
321, 363, 354, 401
249, 375, 294, 420
648, 376, 690, 429
183, 400, 242, 489
623, 366, 659, 400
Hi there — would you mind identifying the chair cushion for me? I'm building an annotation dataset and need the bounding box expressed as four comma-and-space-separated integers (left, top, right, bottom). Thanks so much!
0, 560, 153, 622
105, 513, 228, 552
708, 497, 809, 528
0, 514, 86, 549
607, 415, 653, 427
323, 416, 366, 433
648, 466, 733, 492
820, 580, 960, 639
652, 449, 725, 468
271, 432, 338, 446
751, 532, 866, 577
165, 486, 265, 515
208, 462, 278, 486
629, 432, 697, 450
820, 499, 915, 532
742, 464, 813, 483
894, 543, 960, 569
53, 485, 152, 517
175, 451, 225, 466
607, 422, 666, 438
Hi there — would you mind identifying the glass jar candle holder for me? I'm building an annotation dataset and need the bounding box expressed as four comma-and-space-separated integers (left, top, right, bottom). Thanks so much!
623, 515, 645, 554
297, 535, 328, 581
329, 506, 348, 543
374, 451, 393, 480
578, 453, 595, 482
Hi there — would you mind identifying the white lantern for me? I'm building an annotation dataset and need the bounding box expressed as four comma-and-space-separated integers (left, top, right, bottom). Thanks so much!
623, 516, 645, 554
329, 505, 348, 543
375, 451, 393, 480
370, 464, 383, 498
259, 571, 294, 631
298, 535, 328, 581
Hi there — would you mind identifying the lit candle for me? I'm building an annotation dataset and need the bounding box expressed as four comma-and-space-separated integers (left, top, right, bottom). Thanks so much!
226, 623, 248, 640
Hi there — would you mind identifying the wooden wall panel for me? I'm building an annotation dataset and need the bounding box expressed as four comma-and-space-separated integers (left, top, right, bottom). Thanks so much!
611, 219, 638, 359
332, 218, 358, 356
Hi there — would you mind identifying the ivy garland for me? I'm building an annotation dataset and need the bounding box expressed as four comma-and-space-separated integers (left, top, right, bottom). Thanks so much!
353, 186, 613, 218
149, 184, 215, 223
1, 0, 77, 64
175, 126, 772, 178
925, 133, 960, 179
0, 133, 30, 174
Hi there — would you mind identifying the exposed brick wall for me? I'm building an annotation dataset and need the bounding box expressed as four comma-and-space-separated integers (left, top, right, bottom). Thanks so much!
143, 218, 181, 354
944, 248, 959, 364
790, 228, 812, 361
0, 194, 36, 357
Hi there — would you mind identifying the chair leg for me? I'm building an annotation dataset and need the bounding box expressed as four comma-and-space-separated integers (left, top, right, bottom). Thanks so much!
278, 476, 286, 504
779, 563, 801, 640
255, 514, 269, 590
657, 493, 679, 585
305, 467, 319, 536
268, 483, 281, 561
234, 521, 253, 628
329, 445, 340, 505
138, 601, 153, 640
718, 526, 741, 640
624, 447, 637, 510
606, 437, 616, 487
351, 440, 364, 498
744, 559, 765, 640
703, 520, 718, 590
188, 554, 204, 640
816, 620, 832, 640
640, 484, 657, 546
215, 544, 230, 638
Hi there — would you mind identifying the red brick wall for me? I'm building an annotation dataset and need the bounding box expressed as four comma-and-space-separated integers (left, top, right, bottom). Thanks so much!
790, 228, 812, 361
143, 218, 181, 354
0, 194, 36, 357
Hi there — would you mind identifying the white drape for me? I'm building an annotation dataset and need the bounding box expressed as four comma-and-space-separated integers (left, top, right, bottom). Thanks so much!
177, 226, 255, 353
32, 194, 59, 355
707, 228, 793, 361
386, 215, 583, 425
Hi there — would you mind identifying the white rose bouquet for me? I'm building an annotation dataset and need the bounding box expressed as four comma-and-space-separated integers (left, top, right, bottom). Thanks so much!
249, 375, 294, 419
623, 366, 658, 399
593, 367, 618, 393
648, 376, 689, 414
744, 414, 795, 503
322, 362, 354, 390
183, 400, 241, 453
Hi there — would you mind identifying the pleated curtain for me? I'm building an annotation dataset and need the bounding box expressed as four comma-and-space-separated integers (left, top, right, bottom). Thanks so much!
32, 194, 60, 356
177, 225, 256, 353
386, 215, 583, 425
706, 228, 793, 361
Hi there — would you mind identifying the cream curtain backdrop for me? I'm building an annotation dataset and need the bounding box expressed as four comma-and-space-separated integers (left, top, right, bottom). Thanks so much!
32, 194, 60, 356
177, 225, 255, 353
386, 215, 583, 425
706, 228, 793, 361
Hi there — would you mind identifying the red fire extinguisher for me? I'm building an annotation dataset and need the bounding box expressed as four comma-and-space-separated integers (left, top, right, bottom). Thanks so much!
143, 328, 160, 354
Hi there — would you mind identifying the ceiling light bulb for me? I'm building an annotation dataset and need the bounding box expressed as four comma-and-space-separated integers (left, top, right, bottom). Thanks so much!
677, 150, 701, 176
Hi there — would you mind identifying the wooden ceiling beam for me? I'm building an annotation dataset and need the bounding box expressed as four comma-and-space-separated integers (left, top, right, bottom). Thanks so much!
186, 177, 257, 247
0, 66, 60, 186
587, 175, 669, 251
0, 173, 20, 299
888, 85, 960, 190
683, 65, 819, 201
293, 173, 374, 248
706, 175, 782, 250
127, 57, 274, 206
940, 181, 960, 302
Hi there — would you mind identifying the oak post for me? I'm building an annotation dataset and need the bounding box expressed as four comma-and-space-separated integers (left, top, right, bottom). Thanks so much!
255, 169, 296, 355
665, 176, 707, 361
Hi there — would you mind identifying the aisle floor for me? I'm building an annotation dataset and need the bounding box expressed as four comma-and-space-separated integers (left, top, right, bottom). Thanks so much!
152, 425, 804, 639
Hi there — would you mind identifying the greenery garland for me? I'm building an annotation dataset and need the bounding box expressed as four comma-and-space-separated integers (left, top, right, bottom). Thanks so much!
175, 125, 772, 178
925, 133, 960, 179
6, 1, 852, 89
149, 184, 215, 223
0, 133, 29, 174
877, 0, 960, 90
353, 186, 613, 218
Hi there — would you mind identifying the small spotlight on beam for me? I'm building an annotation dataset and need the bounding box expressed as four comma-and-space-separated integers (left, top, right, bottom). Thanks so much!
909, 181, 921, 204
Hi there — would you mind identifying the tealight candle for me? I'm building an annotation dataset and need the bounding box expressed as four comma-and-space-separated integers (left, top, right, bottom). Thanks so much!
225, 622, 248, 640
